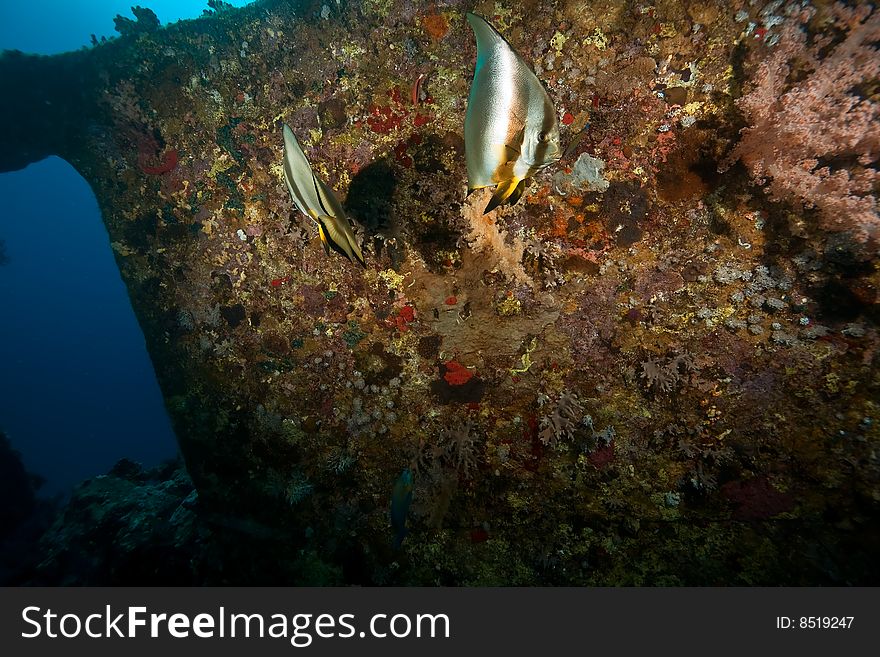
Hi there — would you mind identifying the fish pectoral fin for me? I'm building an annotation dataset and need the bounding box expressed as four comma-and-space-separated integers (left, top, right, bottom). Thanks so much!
484, 177, 522, 214
508, 126, 525, 155
489, 142, 520, 166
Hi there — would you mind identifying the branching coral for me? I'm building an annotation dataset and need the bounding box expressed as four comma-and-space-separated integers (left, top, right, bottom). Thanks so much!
640, 356, 678, 393
640, 351, 696, 393
113, 6, 160, 36
538, 390, 583, 446
414, 421, 480, 480
726, 4, 880, 242
446, 422, 479, 479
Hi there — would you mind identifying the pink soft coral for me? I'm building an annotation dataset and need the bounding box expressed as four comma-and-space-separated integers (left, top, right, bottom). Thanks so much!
726, 4, 880, 243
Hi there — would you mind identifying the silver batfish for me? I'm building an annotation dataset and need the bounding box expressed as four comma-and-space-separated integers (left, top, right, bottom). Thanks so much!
282, 124, 365, 266
464, 13, 562, 214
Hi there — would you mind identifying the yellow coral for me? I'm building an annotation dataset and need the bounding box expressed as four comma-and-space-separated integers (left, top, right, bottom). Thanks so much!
378, 268, 406, 291
825, 373, 840, 394
510, 337, 538, 375
496, 295, 522, 316
209, 154, 234, 179
658, 23, 677, 38
110, 241, 135, 257
550, 31, 568, 54
583, 27, 608, 50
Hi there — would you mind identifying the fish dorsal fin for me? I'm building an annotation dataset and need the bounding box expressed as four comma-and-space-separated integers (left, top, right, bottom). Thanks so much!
466, 13, 508, 68
282, 124, 322, 219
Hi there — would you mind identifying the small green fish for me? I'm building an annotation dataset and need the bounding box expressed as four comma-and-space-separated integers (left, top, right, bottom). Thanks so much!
390, 468, 413, 550
464, 13, 562, 214
282, 124, 365, 266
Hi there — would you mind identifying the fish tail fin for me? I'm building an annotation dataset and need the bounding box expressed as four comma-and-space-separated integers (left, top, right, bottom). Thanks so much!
351, 243, 367, 269
484, 177, 521, 214
348, 231, 367, 268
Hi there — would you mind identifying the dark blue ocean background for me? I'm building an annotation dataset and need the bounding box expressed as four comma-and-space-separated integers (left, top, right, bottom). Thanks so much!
0, 1, 253, 496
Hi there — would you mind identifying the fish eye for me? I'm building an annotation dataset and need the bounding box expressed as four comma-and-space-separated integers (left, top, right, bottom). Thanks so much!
538, 131, 547, 142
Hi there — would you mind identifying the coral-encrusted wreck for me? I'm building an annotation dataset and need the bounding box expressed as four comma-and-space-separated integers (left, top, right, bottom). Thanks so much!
2, 0, 878, 584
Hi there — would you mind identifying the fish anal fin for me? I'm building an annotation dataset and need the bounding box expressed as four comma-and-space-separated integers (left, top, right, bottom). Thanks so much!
506, 178, 527, 207
318, 224, 331, 256
484, 177, 521, 214
349, 236, 367, 269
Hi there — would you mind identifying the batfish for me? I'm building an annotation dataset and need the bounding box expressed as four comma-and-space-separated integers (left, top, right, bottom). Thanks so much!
464, 13, 562, 214
282, 124, 365, 266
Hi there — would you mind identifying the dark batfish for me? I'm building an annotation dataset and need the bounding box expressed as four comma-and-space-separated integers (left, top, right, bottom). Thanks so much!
390, 468, 413, 549
282, 124, 365, 266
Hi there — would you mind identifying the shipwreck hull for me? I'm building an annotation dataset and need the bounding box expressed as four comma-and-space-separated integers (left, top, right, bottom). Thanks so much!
2, 0, 878, 584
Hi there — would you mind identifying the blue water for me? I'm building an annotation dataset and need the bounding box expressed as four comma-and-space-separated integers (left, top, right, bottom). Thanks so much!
0, 1, 253, 53
0, 1, 253, 495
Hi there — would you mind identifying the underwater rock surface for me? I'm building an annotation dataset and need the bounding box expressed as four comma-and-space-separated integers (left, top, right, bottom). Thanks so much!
2, 0, 878, 584
31, 458, 342, 585
0, 432, 57, 585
